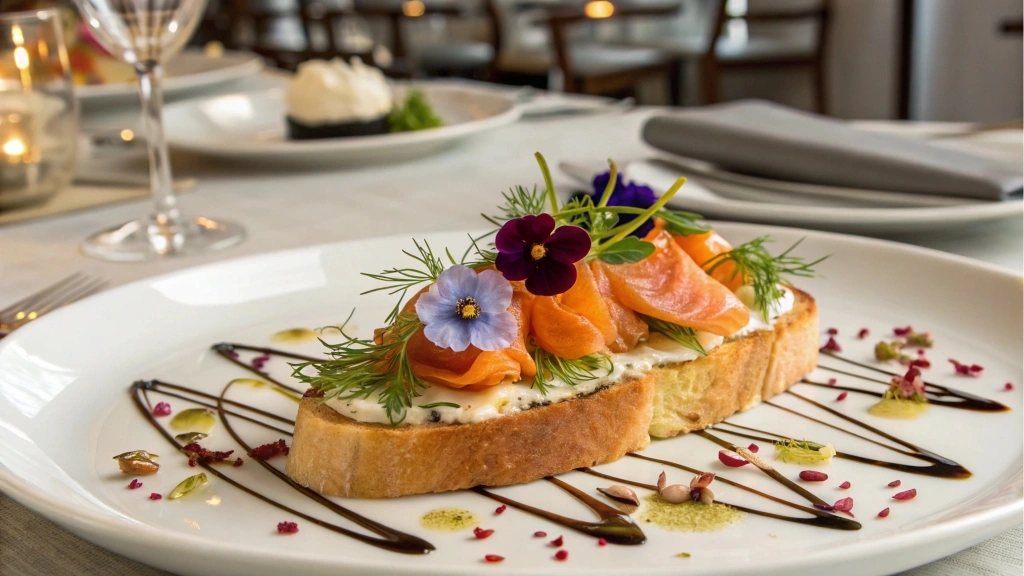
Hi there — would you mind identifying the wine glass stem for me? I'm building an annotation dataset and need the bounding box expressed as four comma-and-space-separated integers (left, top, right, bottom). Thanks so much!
136, 63, 181, 228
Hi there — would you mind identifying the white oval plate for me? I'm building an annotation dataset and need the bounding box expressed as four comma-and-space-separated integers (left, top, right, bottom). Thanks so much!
559, 159, 1023, 235
162, 84, 521, 165
76, 50, 264, 106
0, 223, 1021, 576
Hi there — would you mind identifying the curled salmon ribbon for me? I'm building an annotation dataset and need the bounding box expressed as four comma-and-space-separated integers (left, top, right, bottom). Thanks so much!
404, 283, 536, 390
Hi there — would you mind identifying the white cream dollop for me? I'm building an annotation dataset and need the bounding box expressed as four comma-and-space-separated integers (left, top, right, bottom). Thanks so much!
285, 58, 392, 125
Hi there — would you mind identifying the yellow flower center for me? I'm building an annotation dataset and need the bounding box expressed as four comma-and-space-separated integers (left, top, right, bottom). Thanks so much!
530, 243, 547, 260
456, 297, 480, 320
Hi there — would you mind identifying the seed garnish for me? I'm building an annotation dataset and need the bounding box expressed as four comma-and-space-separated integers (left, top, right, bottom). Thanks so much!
838, 481, 851, 489
277, 521, 299, 534
473, 527, 494, 540
484, 555, 504, 563
533, 531, 547, 538
550, 535, 564, 547
554, 550, 568, 561
799, 470, 828, 482
494, 504, 507, 515
893, 489, 917, 501
888, 479, 901, 488
128, 479, 142, 489
597, 538, 607, 546
877, 508, 890, 518
149, 493, 162, 500
836, 391, 848, 401
152, 402, 171, 417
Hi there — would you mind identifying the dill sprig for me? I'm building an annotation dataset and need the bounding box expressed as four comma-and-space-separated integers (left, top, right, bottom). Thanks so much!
362, 239, 453, 323
291, 312, 426, 425
531, 346, 613, 395
483, 185, 547, 226
705, 236, 827, 319
642, 315, 707, 356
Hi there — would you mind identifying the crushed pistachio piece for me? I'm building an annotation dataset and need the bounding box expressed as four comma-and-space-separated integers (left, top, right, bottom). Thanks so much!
168, 473, 209, 500
775, 439, 836, 464
112, 450, 158, 461
170, 408, 216, 434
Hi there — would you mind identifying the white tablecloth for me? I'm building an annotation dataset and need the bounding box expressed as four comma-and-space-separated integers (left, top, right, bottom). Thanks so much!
0, 72, 1021, 575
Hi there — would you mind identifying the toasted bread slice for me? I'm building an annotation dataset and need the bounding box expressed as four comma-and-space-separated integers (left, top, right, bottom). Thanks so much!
648, 287, 818, 438
286, 373, 655, 498
286, 289, 817, 497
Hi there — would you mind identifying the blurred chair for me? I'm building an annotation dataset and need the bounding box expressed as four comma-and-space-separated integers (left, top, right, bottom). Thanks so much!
353, 0, 496, 78
489, 0, 683, 103
632, 0, 829, 112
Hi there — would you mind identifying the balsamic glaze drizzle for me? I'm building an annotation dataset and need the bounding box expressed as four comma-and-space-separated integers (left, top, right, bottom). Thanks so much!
816, 353, 1009, 412
473, 478, 647, 545
126, 343, 1014, 554
581, 465, 860, 531
131, 380, 435, 554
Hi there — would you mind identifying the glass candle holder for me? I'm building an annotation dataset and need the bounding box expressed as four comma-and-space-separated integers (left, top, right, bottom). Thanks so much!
0, 9, 78, 211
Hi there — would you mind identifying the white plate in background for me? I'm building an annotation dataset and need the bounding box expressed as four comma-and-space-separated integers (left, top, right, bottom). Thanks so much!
0, 224, 1020, 576
76, 50, 264, 106
162, 84, 521, 165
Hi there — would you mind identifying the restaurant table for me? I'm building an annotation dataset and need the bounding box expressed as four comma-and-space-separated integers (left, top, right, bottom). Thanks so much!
1, 72, 1021, 575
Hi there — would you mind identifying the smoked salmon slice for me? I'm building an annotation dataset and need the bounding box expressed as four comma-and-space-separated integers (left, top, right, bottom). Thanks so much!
531, 264, 613, 359
590, 261, 649, 353
673, 230, 744, 291
597, 230, 749, 336
404, 278, 536, 390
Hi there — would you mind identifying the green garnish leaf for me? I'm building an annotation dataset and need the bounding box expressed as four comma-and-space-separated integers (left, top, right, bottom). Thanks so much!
419, 402, 461, 409
292, 311, 427, 425
774, 439, 836, 464
169, 409, 216, 434
531, 346, 613, 395
643, 315, 707, 356
174, 432, 208, 444
112, 450, 158, 461
483, 185, 547, 226
168, 472, 209, 500
597, 237, 656, 264
362, 239, 446, 324
388, 90, 442, 133
704, 236, 827, 320
659, 210, 710, 236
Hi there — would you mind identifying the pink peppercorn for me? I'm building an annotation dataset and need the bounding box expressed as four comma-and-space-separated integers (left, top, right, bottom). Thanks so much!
839, 481, 851, 489
1005, 383, 1014, 391
747, 443, 759, 453
555, 550, 569, 561
878, 508, 890, 518
152, 402, 171, 417
484, 555, 504, 563
149, 493, 162, 500
533, 531, 547, 538
550, 535, 564, 547
597, 538, 607, 546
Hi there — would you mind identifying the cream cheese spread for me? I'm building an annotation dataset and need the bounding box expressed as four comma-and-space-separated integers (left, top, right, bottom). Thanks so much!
323, 286, 795, 426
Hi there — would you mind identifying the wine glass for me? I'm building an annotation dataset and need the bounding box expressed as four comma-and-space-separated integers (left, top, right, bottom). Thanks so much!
73, 0, 244, 261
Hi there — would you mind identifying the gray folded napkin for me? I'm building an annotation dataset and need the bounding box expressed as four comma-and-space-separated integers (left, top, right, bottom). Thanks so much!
642, 100, 1022, 201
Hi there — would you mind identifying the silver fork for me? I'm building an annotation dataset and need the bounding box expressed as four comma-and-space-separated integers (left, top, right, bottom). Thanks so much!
0, 273, 108, 339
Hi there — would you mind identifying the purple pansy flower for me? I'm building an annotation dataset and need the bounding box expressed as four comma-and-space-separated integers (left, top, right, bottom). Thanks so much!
494, 214, 591, 296
592, 171, 657, 238
415, 265, 517, 352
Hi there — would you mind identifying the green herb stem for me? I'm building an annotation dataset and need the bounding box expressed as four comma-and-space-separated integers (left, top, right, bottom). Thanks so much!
597, 160, 618, 208
534, 152, 559, 214
594, 176, 686, 252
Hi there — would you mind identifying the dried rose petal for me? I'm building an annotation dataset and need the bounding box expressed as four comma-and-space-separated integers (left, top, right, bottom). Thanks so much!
1005, 383, 1014, 391
474, 527, 495, 539
878, 507, 890, 518
533, 531, 547, 538
893, 489, 917, 501
597, 538, 608, 546
857, 328, 870, 339
128, 479, 142, 490
555, 550, 569, 561
277, 521, 299, 534
888, 479, 901, 488
550, 535, 564, 547
718, 450, 749, 468
799, 470, 828, 482
893, 326, 913, 336
152, 402, 171, 417
747, 443, 759, 453
949, 359, 982, 377
839, 481, 851, 489
149, 493, 162, 500
232, 458, 243, 467
484, 555, 504, 563
832, 497, 854, 513
248, 439, 290, 460
827, 328, 838, 335
836, 391, 848, 401
820, 336, 842, 353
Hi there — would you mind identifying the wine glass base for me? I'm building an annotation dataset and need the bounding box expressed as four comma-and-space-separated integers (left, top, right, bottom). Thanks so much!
81, 215, 245, 262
